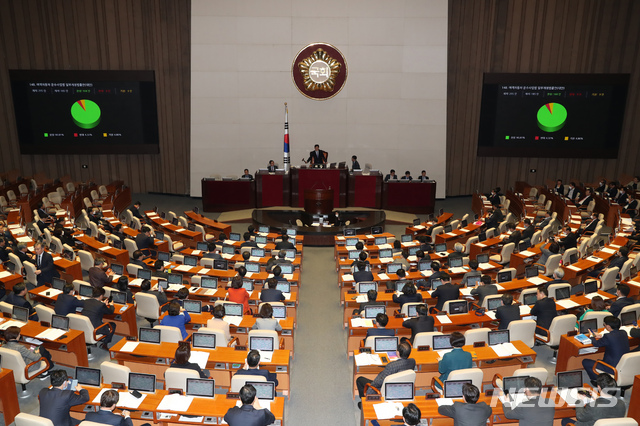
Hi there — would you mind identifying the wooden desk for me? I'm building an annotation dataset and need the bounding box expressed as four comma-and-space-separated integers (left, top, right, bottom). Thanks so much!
101, 183, 132, 214
629, 375, 640, 424
75, 234, 130, 265
109, 340, 291, 396
405, 213, 453, 236
184, 211, 232, 239
255, 171, 291, 208
555, 330, 640, 374
201, 178, 256, 212
145, 211, 202, 249
0, 318, 89, 367
348, 172, 383, 208
0, 368, 19, 425
434, 224, 482, 250
291, 167, 348, 208
382, 181, 436, 214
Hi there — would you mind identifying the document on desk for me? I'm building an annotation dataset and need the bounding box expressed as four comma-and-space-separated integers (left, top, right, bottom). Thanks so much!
120, 342, 140, 352
377, 273, 389, 280
283, 274, 294, 280
235, 399, 272, 410
600, 247, 616, 254
257, 350, 273, 362
435, 398, 454, 406
189, 351, 210, 369
221, 253, 233, 260
485, 311, 497, 320
168, 284, 186, 292
355, 295, 368, 303
342, 274, 354, 282
421, 270, 433, 277
494, 284, 504, 291
174, 265, 192, 272
377, 244, 392, 249
528, 277, 547, 286
519, 305, 531, 315
92, 389, 147, 409
373, 401, 404, 419
35, 328, 66, 341
478, 263, 493, 270
197, 268, 210, 275
413, 225, 425, 230
519, 250, 536, 257
283, 292, 291, 300
379, 258, 393, 263
436, 349, 453, 358
476, 243, 486, 247
556, 299, 580, 309
190, 250, 201, 255
490, 342, 521, 358
460, 288, 473, 296
567, 265, 582, 271
129, 278, 143, 286
39, 288, 62, 297
351, 318, 374, 328
449, 267, 467, 274
157, 394, 194, 411
204, 288, 216, 295
587, 256, 602, 262
16, 236, 32, 243
437, 315, 452, 324
578, 347, 599, 355
354, 353, 382, 366
0, 320, 26, 330
223, 316, 243, 327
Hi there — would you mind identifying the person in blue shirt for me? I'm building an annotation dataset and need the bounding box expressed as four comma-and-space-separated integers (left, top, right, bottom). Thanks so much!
438, 331, 473, 386
160, 300, 191, 340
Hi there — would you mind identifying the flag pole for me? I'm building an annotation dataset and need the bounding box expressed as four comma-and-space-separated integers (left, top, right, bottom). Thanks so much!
283, 102, 290, 173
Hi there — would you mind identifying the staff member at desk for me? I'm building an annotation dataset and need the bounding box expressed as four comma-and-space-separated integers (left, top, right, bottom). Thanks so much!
582, 316, 629, 383
351, 155, 360, 171
267, 160, 277, 172
303, 144, 327, 167
224, 384, 276, 426
170, 341, 210, 378
39, 369, 90, 426
82, 287, 116, 349
228, 276, 251, 314
496, 293, 520, 330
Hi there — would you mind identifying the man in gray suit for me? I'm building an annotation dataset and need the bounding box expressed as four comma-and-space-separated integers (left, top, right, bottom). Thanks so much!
561, 373, 626, 426
438, 383, 492, 426
501, 377, 555, 426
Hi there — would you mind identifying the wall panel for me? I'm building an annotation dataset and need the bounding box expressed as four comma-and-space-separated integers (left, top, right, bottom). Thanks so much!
0, 0, 190, 194
447, 0, 640, 195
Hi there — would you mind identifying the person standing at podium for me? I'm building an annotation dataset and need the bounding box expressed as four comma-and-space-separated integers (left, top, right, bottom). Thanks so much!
303, 144, 327, 167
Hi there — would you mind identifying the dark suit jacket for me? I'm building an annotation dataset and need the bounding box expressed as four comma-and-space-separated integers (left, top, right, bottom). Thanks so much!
559, 232, 578, 250
470, 284, 498, 305
530, 297, 557, 332
241, 241, 258, 249
130, 206, 144, 219
81, 298, 115, 329
577, 195, 593, 209
402, 316, 434, 344
54, 293, 84, 316
131, 258, 151, 270
354, 270, 374, 283
352, 160, 360, 170
574, 395, 626, 426
537, 217, 551, 229
616, 192, 628, 205
384, 174, 398, 182
431, 283, 460, 311
306, 149, 326, 165
38, 387, 90, 426
370, 358, 416, 391
392, 293, 423, 308
554, 185, 565, 196
608, 297, 635, 317
488, 193, 501, 206
85, 409, 133, 426
607, 255, 628, 272
496, 304, 520, 330
366, 327, 395, 339
274, 241, 295, 250
566, 187, 580, 200
501, 396, 555, 426
4, 292, 36, 316
503, 230, 522, 245
267, 165, 277, 172
224, 404, 275, 426
522, 225, 535, 240
233, 367, 278, 386
135, 233, 154, 250
36, 251, 59, 285
438, 401, 492, 426
485, 209, 504, 231
590, 329, 630, 367
260, 288, 285, 302
583, 219, 598, 233
89, 267, 111, 288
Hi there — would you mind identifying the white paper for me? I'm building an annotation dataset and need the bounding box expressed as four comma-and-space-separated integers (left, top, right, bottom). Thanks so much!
379, 258, 393, 263
585, 292, 611, 300
446, 232, 457, 237
377, 244, 392, 249
436, 398, 454, 406
189, 351, 209, 369
436, 349, 454, 358
556, 299, 580, 309
567, 265, 581, 271
92, 389, 147, 409
600, 247, 616, 254
460, 288, 473, 296
519, 305, 531, 315
485, 311, 497, 320
528, 277, 547, 286
129, 278, 143, 286
221, 253, 233, 259
156, 394, 194, 412
283, 293, 291, 300
355, 295, 368, 303
204, 289, 216, 296
342, 274, 354, 282
491, 342, 521, 357
495, 284, 504, 291
257, 350, 273, 362
351, 318, 374, 328
449, 267, 467, 274
223, 316, 243, 326
174, 228, 186, 233
377, 273, 389, 280
167, 284, 185, 292
35, 328, 66, 341
249, 256, 261, 262
373, 401, 404, 419
198, 268, 210, 275
413, 225, 425, 230
0, 320, 26, 330
437, 315, 452, 324
587, 256, 602, 262
245, 272, 254, 279
421, 270, 433, 277
519, 250, 536, 257
478, 263, 493, 270
16, 236, 32, 243
476, 243, 486, 247
191, 250, 201, 255
120, 341, 140, 352
0, 271, 14, 279
175, 265, 192, 272
354, 353, 382, 366
179, 415, 203, 422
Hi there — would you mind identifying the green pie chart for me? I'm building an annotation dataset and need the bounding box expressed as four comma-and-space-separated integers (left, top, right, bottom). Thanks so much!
71, 99, 101, 129
537, 102, 567, 132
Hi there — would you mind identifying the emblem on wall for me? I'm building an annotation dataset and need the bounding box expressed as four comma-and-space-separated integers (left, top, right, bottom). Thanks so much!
292, 43, 347, 100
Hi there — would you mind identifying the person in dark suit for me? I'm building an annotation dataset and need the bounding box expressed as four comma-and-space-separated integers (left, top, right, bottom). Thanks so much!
417, 170, 430, 182
471, 275, 498, 306
38, 369, 90, 426
501, 222, 522, 245
595, 179, 607, 194
384, 169, 397, 182
135, 226, 155, 251
553, 179, 565, 196
223, 384, 276, 426
260, 278, 285, 303
392, 282, 423, 308
36, 201, 53, 221
566, 182, 580, 201
501, 377, 555, 426
427, 261, 446, 288
402, 403, 421, 426
55, 282, 85, 316
203, 242, 222, 259
274, 234, 295, 250
89, 257, 114, 288
140, 278, 168, 305
461, 260, 482, 286
130, 201, 144, 219
365, 313, 395, 341
401, 171, 413, 181
496, 293, 520, 329
85, 390, 135, 426
241, 232, 258, 249
14, 242, 33, 265
241, 168, 253, 180
431, 273, 460, 311
521, 218, 535, 241
487, 188, 501, 207
537, 211, 552, 229
438, 383, 492, 426
355, 289, 380, 315
356, 342, 416, 402
581, 213, 599, 234
353, 260, 374, 283
4, 282, 38, 320
266, 160, 277, 172
351, 155, 360, 171
561, 373, 626, 426
606, 182, 618, 199
608, 283, 634, 317
608, 246, 629, 272
401, 304, 434, 344
558, 226, 578, 250
576, 188, 593, 210
131, 250, 151, 270
615, 187, 628, 205
484, 208, 504, 231
170, 341, 209, 378
530, 287, 557, 336
81, 287, 116, 349
623, 198, 639, 217
583, 316, 630, 381
233, 349, 278, 386
34, 241, 59, 287
304, 144, 327, 167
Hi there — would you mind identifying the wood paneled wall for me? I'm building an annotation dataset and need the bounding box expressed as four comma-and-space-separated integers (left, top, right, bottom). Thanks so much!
447, 0, 640, 196
0, 0, 190, 194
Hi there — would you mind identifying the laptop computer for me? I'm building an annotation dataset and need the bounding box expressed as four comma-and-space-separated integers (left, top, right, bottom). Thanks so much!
466, 275, 482, 288
503, 375, 529, 395
137, 269, 152, 280
557, 370, 584, 390
387, 263, 402, 274
363, 305, 386, 319
384, 382, 414, 401
186, 378, 215, 398
279, 264, 294, 274
449, 257, 463, 268
157, 251, 170, 262
78, 284, 94, 298
407, 304, 424, 318
343, 228, 356, 237
431, 279, 443, 290
242, 279, 254, 291
275, 282, 290, 293
249, 336, 274, 352
183, 300, 202, 314
184, 256, 198, 267
569, 253, 578, 265
488, 330, 510, 346
579, 318, 597, 335
110, 263, 124, 275
518, 240, 530, 252
251, 248, 265, 258
448, 300, 468, 315
286, 228, 297, 237
284, 249, 296, 260
346, 238, 358, 247
408, 246, 420, 256
223, 303, 243, 317
371, 226, 383, 235
375, 236, 387, 246
374, 337, 399, 353
229, 233, 241, 242
435, 243, 448, 254
478, 232, 487, 242
222, 246, 235, 255
621, 311, 637, 326
379, 248, 393, 259
555, 287, 570, 300
497, 271, 512, 283
192, 332, 217, 349
525, 266, 539, 278
272, 305, 287, 319
523, 292, 538, 305
187, 223, 196, 232
348, 250, 361, 261
477, 253, 489, 264
258, 226, 269, 233
76, 366, 101, 387
413, 219, 421, 226
401, 235, 412, 243
432, 334, 453, 350
52, 277, 66, 290
255, 235, 268, 245
244, 262, 260, 273
155, 231, 165, 241
444, 225, 452, 233
196, 241, 209, 251
111, 290, 127, 305
51, 314, 70, 331
419, 260, 432, 271
139, 327, 161, 344
444, 380, 472, 398
358, 282, 378, 294
213, 259, 228, 270
246, 381, 275, 401
128, 372, 156, 393
167, 273, 181, 285
200, 276, 218, 289
584, 281, 598, 294
487, 297, 503, 311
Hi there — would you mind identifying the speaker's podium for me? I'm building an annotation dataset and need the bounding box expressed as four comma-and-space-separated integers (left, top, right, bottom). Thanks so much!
291, 166, 348, 209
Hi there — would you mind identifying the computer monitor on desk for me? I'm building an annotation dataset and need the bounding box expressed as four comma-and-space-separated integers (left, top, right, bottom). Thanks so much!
379, 249, 392, 259
186, 378, 215, 398
183, 300, 202, 313
229, 233, 241, 242
476, 253, 489, 264
76, 366, 101, 387
385, 382, 414, 401
523, 292, 538, 306
245, 262, 260, 273
52, 314, 70, 331
375, 236, 387, 246
346, 237, 358, 247
401, 235, 412, 243
184, 256, 198, 267
557, 370, 583, 389
222, 246, 235, 255
168, 273, 182, 285
111, 291, 127, 305
387, 263, 402, 274
487, 297, 503, 311
579, 319, 598, 335
358, 282, 377, 294
449, 257, 463, 268
255, 236, 268, 245
247, 381, 275, 401
275, 282, 290, 293
213, 259, 228, 270
137, 268, 152, 280
503, 375, 529, 395
78, 284, 94, 298
374, 337, 399, 353
432, 334, 452, 350
52, 277, 66, 290
554, 287, 570, 301
272, 305, 287, 319
200, 277, 218, 289
129, 372, 156, 393
250, 336, 274, 352
251, 248, 265, 258
348, 250, 361, 260
621, 311, 637, 326
363, 305, 386, 319
192, 332, 216, 349
448, 301, 468, 315
444, 380, 472, 398
497, 271, 512, 283
157, 252, 170, 262
196, 241, 209, 251
584, 280, 598, 295
139, 327, 161, 344
525, 266, 538, 279
279, 264, 294, 274
488, 330, 510, 346
223, 303, 243, 317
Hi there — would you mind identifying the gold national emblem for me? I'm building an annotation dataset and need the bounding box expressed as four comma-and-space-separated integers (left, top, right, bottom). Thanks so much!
292, 43, 347, 100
